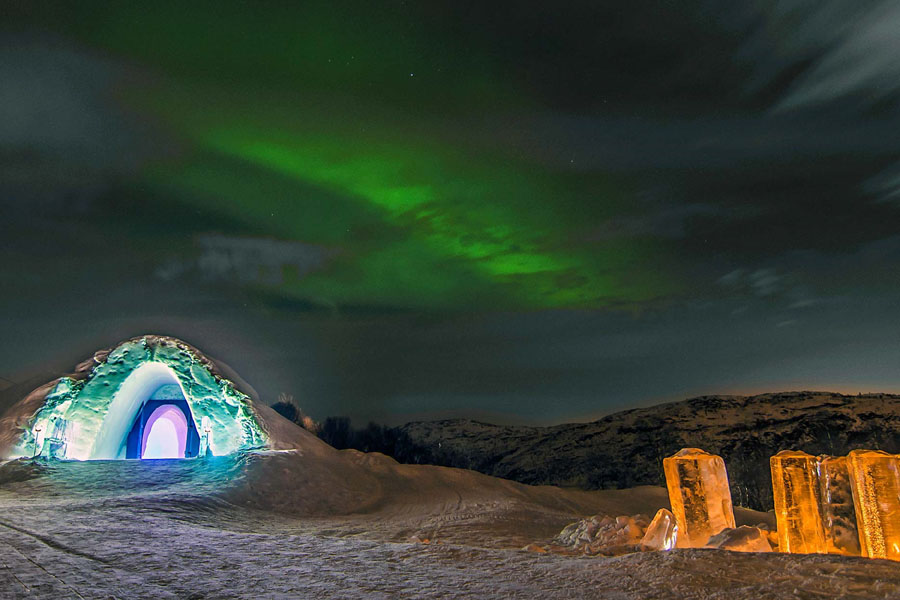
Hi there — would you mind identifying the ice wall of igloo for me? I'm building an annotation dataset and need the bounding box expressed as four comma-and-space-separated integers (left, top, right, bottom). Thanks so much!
14, 338, 267, 460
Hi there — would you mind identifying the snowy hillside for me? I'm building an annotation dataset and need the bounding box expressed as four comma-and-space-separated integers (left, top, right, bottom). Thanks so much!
396, 392, 900, 510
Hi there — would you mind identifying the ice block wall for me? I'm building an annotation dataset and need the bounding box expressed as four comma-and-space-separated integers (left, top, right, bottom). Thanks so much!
847, 449, 900, 561
816, 455, 860, 556
663, 448, 735, 547
770, 450, 826, 554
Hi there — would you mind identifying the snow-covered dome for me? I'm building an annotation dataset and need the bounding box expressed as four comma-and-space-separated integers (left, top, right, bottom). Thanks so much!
0, 335, 273, 460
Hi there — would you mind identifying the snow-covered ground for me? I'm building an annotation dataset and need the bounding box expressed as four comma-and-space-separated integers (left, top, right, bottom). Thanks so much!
1, 453, 899, 599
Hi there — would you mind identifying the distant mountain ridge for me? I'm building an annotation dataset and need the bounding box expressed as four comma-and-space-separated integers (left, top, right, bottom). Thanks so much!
392, 392, 900, 510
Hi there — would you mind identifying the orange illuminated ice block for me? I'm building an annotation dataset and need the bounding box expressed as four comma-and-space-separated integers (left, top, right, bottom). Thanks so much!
816, 455, 860, 555
641, 508, 678, 551
770, 450, 826, 554
848, 450, 900, 560
663, 448, 735, 547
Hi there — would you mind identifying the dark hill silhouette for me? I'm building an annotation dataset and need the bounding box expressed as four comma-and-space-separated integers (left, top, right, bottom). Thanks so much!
318, 391, 900, 510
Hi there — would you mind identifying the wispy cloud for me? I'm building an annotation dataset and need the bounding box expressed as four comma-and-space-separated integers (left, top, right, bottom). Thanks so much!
774, 1, 900, 111
156, 234, 337, 286
731, 1, 900, 111
717, 266, 821, 309
864, 162, 900, 204
718, 267, 783, 297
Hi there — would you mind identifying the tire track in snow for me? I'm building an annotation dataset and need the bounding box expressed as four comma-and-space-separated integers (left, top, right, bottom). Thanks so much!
0, 518, 109, 565
0, 535, 86, 599
0, 517, 177, 599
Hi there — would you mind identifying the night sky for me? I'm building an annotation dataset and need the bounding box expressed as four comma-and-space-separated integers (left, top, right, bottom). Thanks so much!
4, 1, 900, 425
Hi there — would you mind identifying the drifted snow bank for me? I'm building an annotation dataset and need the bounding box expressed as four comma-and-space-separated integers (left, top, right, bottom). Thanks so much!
0, 432, 682, 550
221, 447, 685, 548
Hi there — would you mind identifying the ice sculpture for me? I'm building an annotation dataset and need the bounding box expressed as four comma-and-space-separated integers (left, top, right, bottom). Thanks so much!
39, 418, 70, 459
640, 508, 678, 551
770, 450, 826, 554
199, 416, 213, 458
663, 448, 735, 547
816, 455, 860, 555
847, 449, 900, 561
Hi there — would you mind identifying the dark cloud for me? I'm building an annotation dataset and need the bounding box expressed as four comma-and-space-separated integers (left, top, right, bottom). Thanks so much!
4, 3, 900, 424
0, 32, 153, 173
588, 204, 726, 241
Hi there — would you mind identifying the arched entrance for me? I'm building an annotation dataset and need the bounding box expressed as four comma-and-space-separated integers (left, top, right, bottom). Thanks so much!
125, 387, 201, 459
142, 404, 190, 459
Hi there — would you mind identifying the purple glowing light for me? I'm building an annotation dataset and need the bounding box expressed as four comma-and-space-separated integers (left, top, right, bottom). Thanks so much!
141, 404, 188, 459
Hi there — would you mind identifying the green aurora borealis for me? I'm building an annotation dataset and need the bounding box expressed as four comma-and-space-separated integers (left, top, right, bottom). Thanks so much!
13, 0, 675, 311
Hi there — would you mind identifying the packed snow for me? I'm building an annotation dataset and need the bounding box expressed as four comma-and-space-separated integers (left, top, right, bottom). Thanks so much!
1, 447, 898, 599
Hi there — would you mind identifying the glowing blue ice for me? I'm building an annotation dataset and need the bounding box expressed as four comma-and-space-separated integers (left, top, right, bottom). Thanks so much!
14, 337, 267, 460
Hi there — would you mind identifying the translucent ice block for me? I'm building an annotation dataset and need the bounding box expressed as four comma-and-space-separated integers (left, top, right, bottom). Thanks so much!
705, 526, 772, 552
816, 455, 860, 556
663, 448, 735, 547
641, 508, 678, 551
770, 450, 826, 554
848, 449, 900, 560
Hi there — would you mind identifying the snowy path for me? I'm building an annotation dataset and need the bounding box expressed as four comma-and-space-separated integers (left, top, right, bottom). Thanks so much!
3, 507, 900, 600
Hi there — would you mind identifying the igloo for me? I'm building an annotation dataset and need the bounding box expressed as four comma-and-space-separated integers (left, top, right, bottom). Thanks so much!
0, 336, 270, 460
